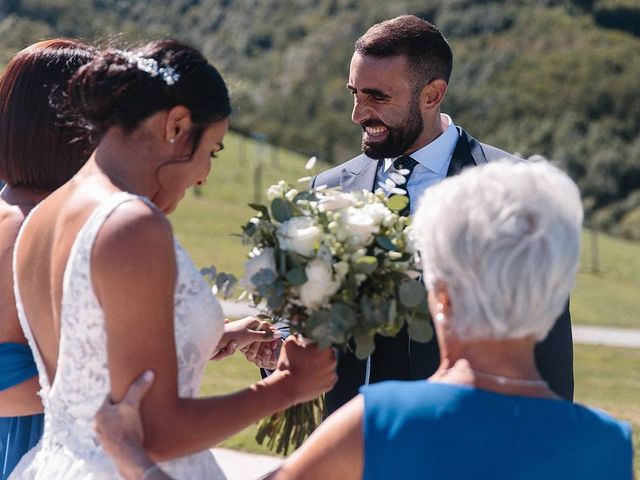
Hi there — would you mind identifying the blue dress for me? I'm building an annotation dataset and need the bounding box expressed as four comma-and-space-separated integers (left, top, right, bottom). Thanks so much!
361, 381, 633, 480
0, 343, 44, 480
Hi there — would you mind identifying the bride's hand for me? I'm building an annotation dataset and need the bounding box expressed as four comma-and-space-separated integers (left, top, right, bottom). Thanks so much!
211, 317, 281, 360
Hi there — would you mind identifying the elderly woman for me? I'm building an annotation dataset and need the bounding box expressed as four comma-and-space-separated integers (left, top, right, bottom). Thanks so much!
95, 160, 633, 479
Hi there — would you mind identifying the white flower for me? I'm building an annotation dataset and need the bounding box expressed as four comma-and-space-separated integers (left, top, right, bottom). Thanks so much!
361, 202, 392, 225
317, 191, 355, 212
285, 188, 299, 202
298, 258, 341, 310
334, 261, 349, 282
242, 247, 277, 291
277, 216, 322, 257
336, 206, 380, 248
267, 180, 288, 201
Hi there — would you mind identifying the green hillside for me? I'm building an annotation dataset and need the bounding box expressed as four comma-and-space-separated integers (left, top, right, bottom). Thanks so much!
1, 0, 640, 239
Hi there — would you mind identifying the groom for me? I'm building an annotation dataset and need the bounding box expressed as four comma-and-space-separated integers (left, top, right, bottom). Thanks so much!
310, 15, 574, 414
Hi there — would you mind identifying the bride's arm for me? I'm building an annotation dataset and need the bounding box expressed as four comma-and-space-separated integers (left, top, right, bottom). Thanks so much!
92, 201, 336, 461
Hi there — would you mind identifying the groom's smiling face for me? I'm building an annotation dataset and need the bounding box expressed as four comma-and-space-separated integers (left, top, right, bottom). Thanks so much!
348, 52, 424, 160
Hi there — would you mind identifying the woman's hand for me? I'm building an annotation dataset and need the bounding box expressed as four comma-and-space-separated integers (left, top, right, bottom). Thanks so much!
211, 317, 281, 360
94, 371, 161, 480
272, 336, 337, 404
241, 339, 279, 370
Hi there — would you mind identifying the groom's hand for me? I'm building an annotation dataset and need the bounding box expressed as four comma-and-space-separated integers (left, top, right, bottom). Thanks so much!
241, 339, 279, 369
211, 317, 281, 361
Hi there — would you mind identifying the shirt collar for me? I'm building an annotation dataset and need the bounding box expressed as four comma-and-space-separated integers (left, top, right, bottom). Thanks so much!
384, 113, 459, 174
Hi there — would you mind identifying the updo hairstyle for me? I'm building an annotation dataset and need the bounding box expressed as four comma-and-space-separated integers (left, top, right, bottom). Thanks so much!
66, 39, 231, 153
0, 39, 96, 191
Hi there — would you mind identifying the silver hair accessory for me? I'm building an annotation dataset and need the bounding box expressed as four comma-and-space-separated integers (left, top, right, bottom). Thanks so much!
123, 52, 180, 86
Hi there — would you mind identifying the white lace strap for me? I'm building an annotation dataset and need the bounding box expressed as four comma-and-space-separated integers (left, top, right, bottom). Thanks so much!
13, 202, 51, 393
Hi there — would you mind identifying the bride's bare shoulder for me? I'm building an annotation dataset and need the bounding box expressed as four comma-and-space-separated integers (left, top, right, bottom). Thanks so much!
93, 197, 174, 265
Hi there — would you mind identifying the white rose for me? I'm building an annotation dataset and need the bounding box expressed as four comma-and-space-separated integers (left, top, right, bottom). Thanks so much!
242, 247, 277, 291
336, 206, 380, 248
298, 258, 341, 311
317, 191, 355, 212
277, 216, 322, 257
362, 202, 392, 225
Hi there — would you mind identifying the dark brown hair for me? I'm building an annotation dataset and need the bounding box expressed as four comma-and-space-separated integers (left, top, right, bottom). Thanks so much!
66, 39, 231, 154
0, 39, 96, 191
356, 15, 453, 91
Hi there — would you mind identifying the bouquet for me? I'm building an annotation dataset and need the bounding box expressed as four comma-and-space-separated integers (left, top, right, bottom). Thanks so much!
211, 174, 432, 454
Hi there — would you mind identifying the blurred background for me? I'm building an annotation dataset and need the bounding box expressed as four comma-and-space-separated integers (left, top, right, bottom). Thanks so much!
1, 0, 638, 467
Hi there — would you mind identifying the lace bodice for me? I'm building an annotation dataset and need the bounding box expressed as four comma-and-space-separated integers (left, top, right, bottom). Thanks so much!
12, 192, 225, 479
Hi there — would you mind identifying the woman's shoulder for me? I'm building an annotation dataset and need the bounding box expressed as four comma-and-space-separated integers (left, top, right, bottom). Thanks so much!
92, 194, 172, 265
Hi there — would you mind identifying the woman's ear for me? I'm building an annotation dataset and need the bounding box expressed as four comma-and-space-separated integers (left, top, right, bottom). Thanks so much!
164, 105, 192, 145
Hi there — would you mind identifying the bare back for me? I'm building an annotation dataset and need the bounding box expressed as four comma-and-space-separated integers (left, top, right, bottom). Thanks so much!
0, 199, 31, 344
14, 175, 118, 383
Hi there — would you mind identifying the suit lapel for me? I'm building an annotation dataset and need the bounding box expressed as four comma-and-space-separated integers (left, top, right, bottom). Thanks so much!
340, 154, 381, 193
446, 126, 488, 177
342, 126, 486, 190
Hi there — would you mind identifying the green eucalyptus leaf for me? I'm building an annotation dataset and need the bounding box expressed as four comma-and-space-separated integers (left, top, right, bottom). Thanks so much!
287, 251, 305, 267
223, 274, 237, 298
286, 266, 308, 286
293, 191, 318, 203
386, 195, 409, 212
307, 309, 331, 331
330, 303, 357, 331
407, 320, 434, 343
353, 331, 375, 360
398, 279, 425, 308
215, 272, 228, 291
353, 256, 378, 275
248, 203, 270, 219
271, 198, 294, 223
359, 295, 376, 328
200, 266, 217, 281
375, 235, 396, 251
242, 222, 257, 236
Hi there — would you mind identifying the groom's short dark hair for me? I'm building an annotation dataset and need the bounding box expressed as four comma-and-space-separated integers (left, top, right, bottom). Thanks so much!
355, 15, 453, 91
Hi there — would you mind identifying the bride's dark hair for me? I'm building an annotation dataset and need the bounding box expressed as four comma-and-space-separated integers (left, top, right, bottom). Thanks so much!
66, 39, 231, 153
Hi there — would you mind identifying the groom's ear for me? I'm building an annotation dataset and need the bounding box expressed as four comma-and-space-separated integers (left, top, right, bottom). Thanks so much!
164, 105, 193, 144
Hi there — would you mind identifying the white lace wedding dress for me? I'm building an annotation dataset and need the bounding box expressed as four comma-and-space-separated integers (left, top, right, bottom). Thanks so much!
11, 192, 226, 479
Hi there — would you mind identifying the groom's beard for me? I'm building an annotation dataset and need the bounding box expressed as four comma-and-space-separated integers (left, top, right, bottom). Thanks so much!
360, 96, 424, 160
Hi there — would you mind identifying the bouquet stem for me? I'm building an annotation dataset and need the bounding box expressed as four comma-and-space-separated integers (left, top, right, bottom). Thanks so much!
255, 395, 325, 455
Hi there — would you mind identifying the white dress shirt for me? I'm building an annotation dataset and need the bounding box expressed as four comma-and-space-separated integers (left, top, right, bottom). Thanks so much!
376, 113, 459, 215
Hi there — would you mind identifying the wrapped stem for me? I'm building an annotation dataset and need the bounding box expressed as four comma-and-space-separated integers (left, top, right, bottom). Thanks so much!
255, 395, 325, 455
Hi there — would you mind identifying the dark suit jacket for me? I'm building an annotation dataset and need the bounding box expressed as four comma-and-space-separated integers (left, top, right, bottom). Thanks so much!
312, 126, 574, 414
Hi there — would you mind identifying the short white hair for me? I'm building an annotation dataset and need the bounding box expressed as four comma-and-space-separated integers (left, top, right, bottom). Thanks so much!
413, 159, 583, 341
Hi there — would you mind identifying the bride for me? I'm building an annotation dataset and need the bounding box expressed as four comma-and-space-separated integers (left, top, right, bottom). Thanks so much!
11, 39, 336, 479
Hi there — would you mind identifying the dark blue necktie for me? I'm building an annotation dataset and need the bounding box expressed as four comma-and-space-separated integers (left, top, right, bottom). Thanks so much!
392, 155, 419, 216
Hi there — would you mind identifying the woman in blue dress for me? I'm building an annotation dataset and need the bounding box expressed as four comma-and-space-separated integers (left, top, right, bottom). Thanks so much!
0, 39, 95, 479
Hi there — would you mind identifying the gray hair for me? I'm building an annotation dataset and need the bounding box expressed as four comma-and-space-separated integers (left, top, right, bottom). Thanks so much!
413, 159, 583, 341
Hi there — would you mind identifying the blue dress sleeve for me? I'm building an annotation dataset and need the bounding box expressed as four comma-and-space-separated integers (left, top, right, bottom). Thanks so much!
0, 343, 38, 391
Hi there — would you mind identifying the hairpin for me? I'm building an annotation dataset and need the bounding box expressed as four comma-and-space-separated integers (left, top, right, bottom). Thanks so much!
122, 52, 180, 86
